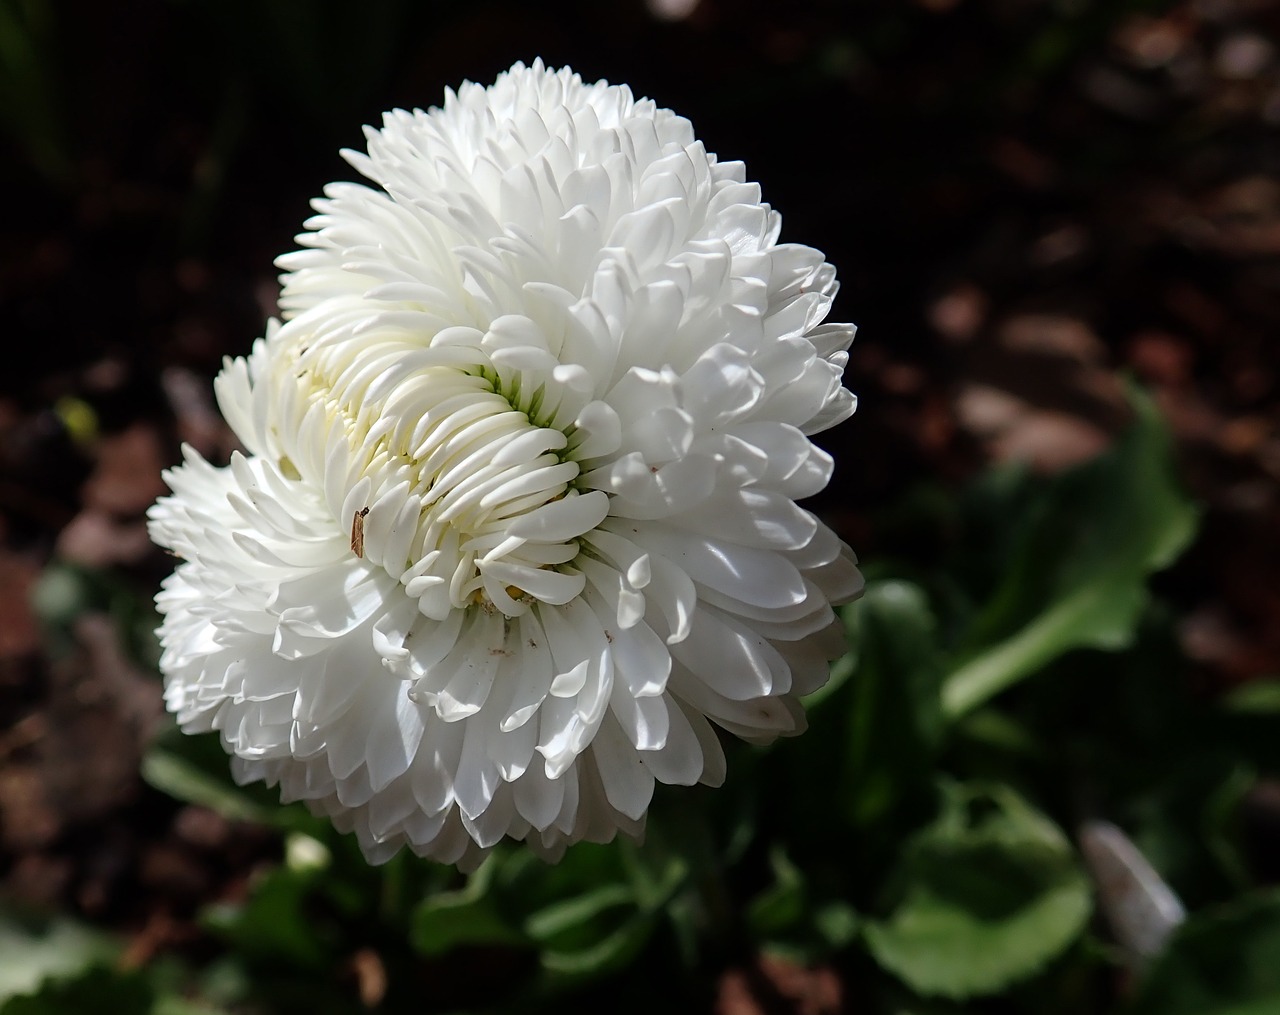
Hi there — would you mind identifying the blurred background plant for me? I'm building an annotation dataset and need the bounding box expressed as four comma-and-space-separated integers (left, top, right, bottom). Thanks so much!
3, 0, 1280, 1012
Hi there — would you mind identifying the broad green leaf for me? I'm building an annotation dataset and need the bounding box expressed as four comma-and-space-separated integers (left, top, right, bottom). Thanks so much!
202, 866, 334, 969
0, 967, 150, 1015
863, 783, 1092, 999
942, 387, 1197, 718
197, 849, 360, 967
842, 580, 945, 830
138, 954, 236, 1015
1128, 891, 1280, 1015
0, 912, 118, 1004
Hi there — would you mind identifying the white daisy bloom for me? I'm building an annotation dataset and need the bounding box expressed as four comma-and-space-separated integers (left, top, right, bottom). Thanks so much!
149, 60, 863, 868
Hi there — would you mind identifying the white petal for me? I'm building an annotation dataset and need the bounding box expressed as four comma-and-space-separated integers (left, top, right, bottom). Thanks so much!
513, 756, 567, 831
506, 489, 609, 541
609, 682, 670, 751
637, 697, 705, 786
633, 522, 807, 611
591, 716, 655, 821
501, 610, 557, 732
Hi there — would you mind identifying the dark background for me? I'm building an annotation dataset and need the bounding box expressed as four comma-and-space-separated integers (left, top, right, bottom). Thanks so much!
1, 0, 1279, 1009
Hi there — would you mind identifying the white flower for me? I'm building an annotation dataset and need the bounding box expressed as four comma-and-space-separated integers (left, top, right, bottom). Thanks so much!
148, 60, 863, 869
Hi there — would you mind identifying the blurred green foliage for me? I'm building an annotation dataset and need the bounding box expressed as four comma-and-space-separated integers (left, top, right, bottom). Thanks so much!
6, 385, 1276, 1014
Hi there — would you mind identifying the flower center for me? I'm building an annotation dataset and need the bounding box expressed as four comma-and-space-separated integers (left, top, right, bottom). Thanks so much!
288, 326, 604, 620
390, 370, 583, 615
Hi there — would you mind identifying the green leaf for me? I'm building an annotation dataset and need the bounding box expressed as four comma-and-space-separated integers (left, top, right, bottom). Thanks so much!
141, 748, 275, 826
201, 865, 334, 969
523, 878, 654, 977
813, 902, 860, 950
1219, 680, 1280, 775
842, 580, 945, 830
414, 901, 526, 957
954, 707, 1041, 758
538, 911, 655, 977
618, 839, 689, 914
141, 723, 313, 830
525, 884, 634, 942
746, 846, 808, 937
863, 783, 1092, 999
151, 995, 235, 1015
410, 856, 527, 957
1128, 891, 1280, 1015
1222, 679, 1280, 715
421, 839, 682, 981
0, 967, 151, 1015
0, 912, 118, 1004
942, 387, 1197, 718
743, 848, 861, 959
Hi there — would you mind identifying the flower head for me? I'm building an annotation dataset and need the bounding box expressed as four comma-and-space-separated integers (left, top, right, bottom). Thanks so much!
149, 60, 863, 868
